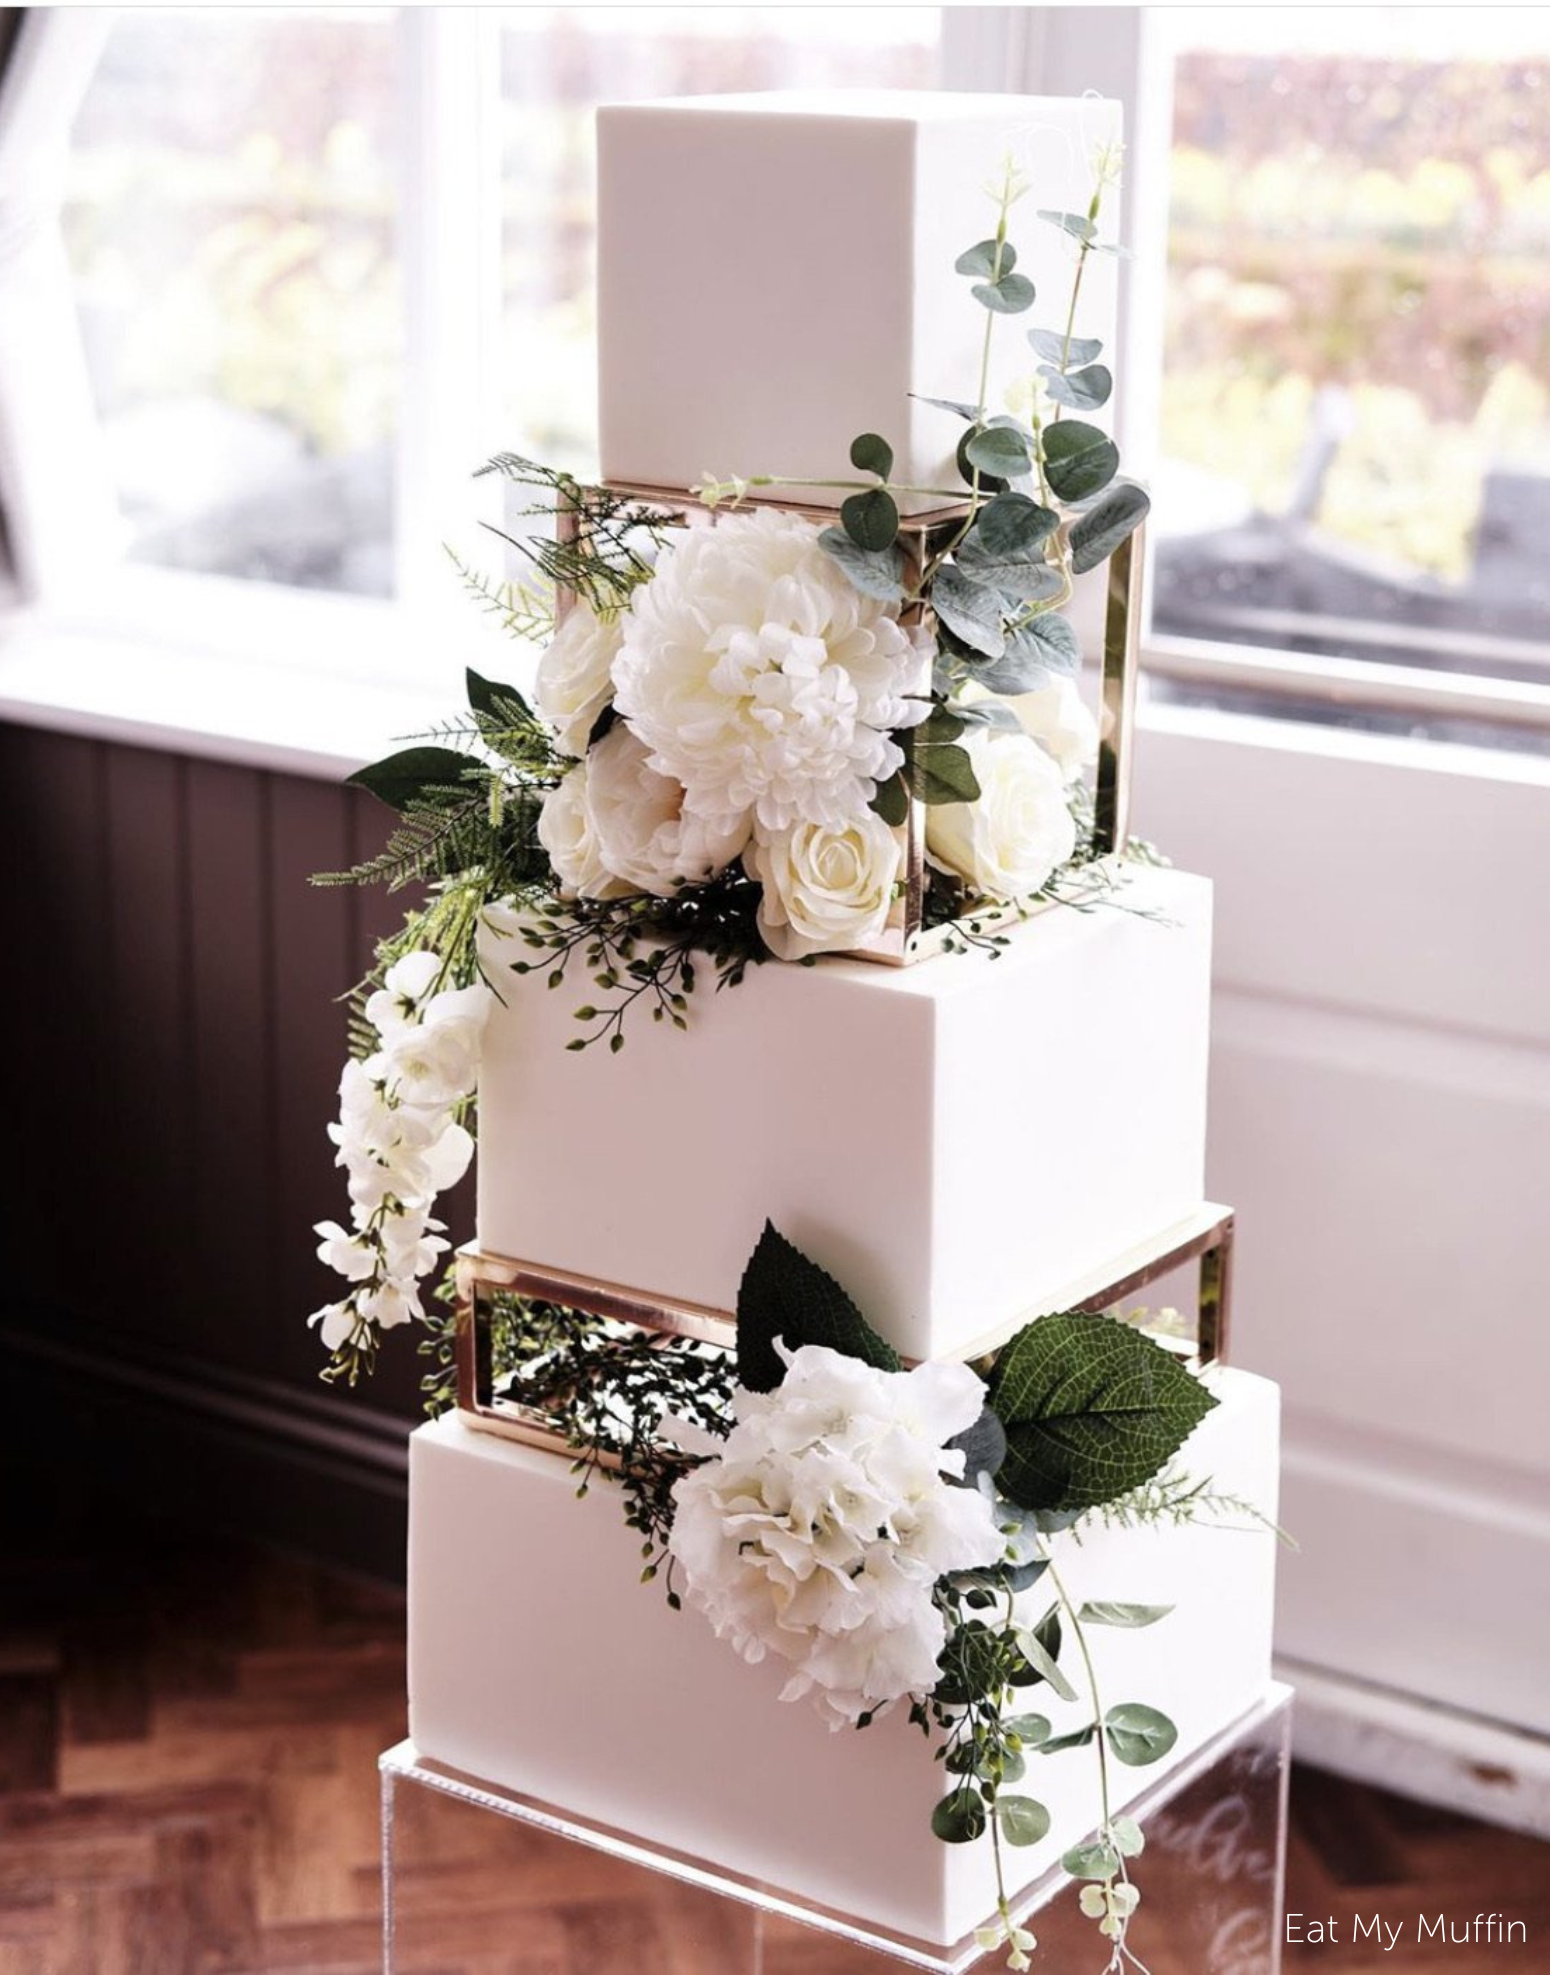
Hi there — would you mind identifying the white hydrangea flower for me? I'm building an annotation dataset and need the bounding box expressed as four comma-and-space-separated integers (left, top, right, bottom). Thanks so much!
668, 1344, 1004, 1730
585, 723, 751, 897
745, 810, 901, 960
535, 603, 624, 757
925, 728, 1077, 903
612, 507, 931, 837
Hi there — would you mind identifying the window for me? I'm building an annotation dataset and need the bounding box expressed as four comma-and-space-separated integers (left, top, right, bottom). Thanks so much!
1151, 7, 1550, 701
62, 8, 401, 598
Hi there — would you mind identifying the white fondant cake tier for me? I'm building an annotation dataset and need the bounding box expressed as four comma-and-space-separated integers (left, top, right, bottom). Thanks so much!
408, 1368, 1280, 1947
476, 866, 1211, 1362
598, 92, 1120, 509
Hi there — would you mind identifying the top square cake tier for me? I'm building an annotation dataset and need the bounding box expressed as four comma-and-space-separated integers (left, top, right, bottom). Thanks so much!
598, 91, 1120, 509
475, 865, 1209, 1363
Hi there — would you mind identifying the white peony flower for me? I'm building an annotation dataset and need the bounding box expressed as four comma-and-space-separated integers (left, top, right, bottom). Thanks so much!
1003, 676, 1098, 783
612, 507, 931, 837
745, 810, 902, 960
668, 1344, 1003, 1730
926, 728, 1077, 903
535, 603, 624, 757
586, 723, 750, 897
537, 761, 635, 901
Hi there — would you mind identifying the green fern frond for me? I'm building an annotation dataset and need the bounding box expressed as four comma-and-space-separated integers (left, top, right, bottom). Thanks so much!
444, 547, 554, 645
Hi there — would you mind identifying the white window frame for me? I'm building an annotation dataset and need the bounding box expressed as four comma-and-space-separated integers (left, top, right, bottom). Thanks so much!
944, 5, 1550, 741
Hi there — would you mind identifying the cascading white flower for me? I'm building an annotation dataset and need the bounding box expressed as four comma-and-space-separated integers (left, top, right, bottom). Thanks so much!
611, 507, 931, 837
312, 951, 491, 1366
667, 1344, 1004, 1730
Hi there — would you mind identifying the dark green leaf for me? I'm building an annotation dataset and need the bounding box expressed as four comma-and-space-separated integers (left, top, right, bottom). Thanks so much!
931, 566, 1006, 658
973, 613, 1081, 694
917, 703, 968, 746
1035, 1724, 1096, 1756
1077, 1602, 1174, 1630
946, 1407, 1007, 1488
973, 492, 1060, 557
736, 1222, 900, 1393
931, 1788, 987, 1844
989, 1311, 1219, 1511
1062, 1839, 1121, 1880
347, 746, 475, 813
912, 741, 981, 806
1042, 420, 1120, 503
997, 1796, 1052, 1847
964, 424, 1036, 481
466, 666, 534, 723
1038, 209, 1096, 243
1069, 482, 1151, 574
972, 271, 1036, 314
1028, 327, 1103, 368
818, 526, 905, 602
913, 394, 981, 422
934, 1622, 1003, 1706
1105, 1703, 1179, 1768
841, 487, 899, 553
955, 238, 1016, 279
870, 770, 911, 827
849, 432, 895, 480
1040, 363, 1113, 412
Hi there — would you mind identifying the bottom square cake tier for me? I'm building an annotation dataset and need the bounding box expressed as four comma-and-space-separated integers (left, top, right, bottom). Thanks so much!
407, 1365, 1279, 1947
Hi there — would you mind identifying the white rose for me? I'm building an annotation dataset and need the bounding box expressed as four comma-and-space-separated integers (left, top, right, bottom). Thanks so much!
612, 507, 931, 836
537, 762, 634, 901
926, 728, 1077, 903
585, 723, 751, 898
1003, 676, 1098, 782
535, 603, 623, 757
668, 1344, 1004, 1731
745, 810, 902, 960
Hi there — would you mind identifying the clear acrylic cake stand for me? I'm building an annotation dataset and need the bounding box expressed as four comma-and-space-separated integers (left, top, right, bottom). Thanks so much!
380, 1683, 1290, 1974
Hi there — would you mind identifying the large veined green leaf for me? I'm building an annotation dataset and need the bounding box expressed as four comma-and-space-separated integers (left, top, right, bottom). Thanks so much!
988, 1312, 1218, 1510
736, 1223, 900, 1392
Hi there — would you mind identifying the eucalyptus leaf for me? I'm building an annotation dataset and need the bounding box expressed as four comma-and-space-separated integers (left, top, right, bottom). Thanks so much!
849, 432, 895, 480
1035, 1724, 1097, 1756
818, 526, 905, 602
989, 1311, 1219, 1511
973, 492, 1059, 557
1042, 420, 1120, 503
736, 1222, 900, 1393
956, 536, 1062, 604
1077, 1602, 1175, 1630
953, 699, 1023, 735
1039, 362, 1113, 412
930, 566, 1007, 658
912, 741, 981, 806
972, 271, 1036, 314
1069, 482, 1151, 574
1028, 326, 1103, 369
1038, 209, 1096, 243
913, 394, 981, 422
1105, 1703, 1179, 1768
1014, 1618, 1077, 1704
347, 745, 475, 813
973, 613, 1080, 695
841, 486, 900, 553
931, 1789, 987, 1844
917, 703, 968, 746
964, 424, 1036, 481
946, 1406, 1007, 1488
1004, 1714, 1053, 1748
1111, 1816, 1145, 1859
870, 770, 911, 827
1062, 1839, 1121, 1880
955, 238, 1016, 279
997, 1797, 1052, 1848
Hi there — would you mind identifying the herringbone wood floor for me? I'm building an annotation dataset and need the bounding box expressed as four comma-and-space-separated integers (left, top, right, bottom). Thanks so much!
3, 1508, 1546, 1975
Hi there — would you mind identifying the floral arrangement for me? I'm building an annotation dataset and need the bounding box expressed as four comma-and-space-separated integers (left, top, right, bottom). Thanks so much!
482, 1221, 1269, 1972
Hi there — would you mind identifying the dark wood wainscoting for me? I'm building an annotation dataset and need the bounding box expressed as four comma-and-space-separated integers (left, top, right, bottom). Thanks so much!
1, 721, 456, 1576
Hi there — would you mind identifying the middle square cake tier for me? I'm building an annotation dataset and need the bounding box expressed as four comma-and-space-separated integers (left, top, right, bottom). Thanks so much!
477, 864, 1211, 1363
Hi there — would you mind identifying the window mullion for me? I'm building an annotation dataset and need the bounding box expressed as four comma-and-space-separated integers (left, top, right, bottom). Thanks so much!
394, 7, 504, 618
